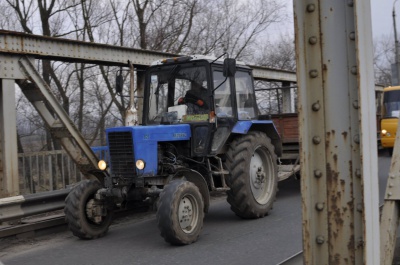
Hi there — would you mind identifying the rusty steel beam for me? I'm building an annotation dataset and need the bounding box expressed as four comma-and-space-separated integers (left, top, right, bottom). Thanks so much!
0, 79, 19, 197
17, 57, 101, 179
0, 30, 296, 82
294, 0, 379, 264
380, 112, 400, 264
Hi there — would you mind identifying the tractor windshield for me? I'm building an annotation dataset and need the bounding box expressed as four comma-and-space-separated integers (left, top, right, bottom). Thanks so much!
146, 64, 209, 124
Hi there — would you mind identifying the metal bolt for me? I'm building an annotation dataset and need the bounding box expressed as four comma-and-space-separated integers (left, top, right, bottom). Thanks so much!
352, 100, 359, 109
353, 134, 360, 144
389, 174, 395, 179
388, 192, 393, 197
309, 70, 318, 78
357, 203, 363, 212
316, 236, 325, 244
313, 136, 321, 144
355, 169, 361, 178
389, 182, 394, 188
312, 102, 320, 111
314, 170, 323, 178
309, 36, 318, 45
349, 32, 356, 40
315, 203, 324, 211
306, 4, 316, 12
351, 66, 357, 75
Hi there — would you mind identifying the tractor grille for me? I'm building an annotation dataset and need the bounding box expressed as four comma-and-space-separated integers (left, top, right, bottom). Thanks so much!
108, 132, 135, 176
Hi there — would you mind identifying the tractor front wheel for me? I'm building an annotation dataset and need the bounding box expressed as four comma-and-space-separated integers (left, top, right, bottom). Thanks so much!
157, 179, 204, 245
64, 179, 113, 239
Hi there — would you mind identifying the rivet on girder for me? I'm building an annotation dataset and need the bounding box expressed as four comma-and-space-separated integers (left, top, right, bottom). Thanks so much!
357, 203, 363, 212
312, 102, 320, 111
352, 100, 359, 109
314, 170, 323, 178
355, 169, 361, 178
309, 70, 318, 78
309, 36, 318, 45
306, 4, 316, 13
315, 203, 324, 211
389, 173, 395, 179
353, 134, 360, 144
347, 0, 354, 7
316, 236, 325, 244
312, 136, 321, 144
351, 66, 357, 75
388, 192, 393, 197
389, 182, 394, 188
349, 32, 356, 41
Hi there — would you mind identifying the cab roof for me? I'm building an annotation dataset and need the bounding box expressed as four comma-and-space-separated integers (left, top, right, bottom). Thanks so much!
150, 54, 249, 68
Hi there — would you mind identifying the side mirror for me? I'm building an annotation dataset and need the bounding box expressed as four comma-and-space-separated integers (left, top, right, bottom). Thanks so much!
223, 58, 236, 77
115, 73, 124, 93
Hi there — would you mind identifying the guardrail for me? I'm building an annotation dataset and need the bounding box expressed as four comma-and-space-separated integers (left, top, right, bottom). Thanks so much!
0, 188, 70, 223
17, 147, 108, 195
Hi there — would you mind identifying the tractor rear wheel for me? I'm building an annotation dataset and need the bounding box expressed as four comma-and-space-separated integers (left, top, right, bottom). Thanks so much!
64, 179, 113, 239
157, 179, 204, 245
225, 131, 278, 219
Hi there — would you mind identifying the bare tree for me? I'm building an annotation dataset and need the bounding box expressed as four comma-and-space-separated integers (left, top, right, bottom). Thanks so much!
373, 36, 393, 86
255, 35, 296, 71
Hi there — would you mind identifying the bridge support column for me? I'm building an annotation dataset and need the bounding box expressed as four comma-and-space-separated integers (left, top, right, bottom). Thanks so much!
281, 81, 292, 113
294, 0, 379, 264
0, 79, 19, 197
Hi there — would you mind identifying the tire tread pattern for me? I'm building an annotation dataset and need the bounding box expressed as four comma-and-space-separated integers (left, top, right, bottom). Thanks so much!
225, 131, 278, 219
157, 179, 204, 245
64, 179, 112, 239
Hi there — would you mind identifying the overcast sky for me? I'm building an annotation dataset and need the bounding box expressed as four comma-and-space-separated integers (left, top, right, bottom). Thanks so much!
372, 0, 393, 39
271, 0, 394, 41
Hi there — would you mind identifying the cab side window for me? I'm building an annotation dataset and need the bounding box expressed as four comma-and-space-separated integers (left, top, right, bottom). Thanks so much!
235, 71, 256, 120
213, 70, 233, 117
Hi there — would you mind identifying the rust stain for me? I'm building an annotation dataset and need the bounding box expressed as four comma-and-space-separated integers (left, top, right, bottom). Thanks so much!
342, 131, 348, 140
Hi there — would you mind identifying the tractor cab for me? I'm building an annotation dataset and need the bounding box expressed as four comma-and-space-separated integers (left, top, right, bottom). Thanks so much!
143, 55, 259, 156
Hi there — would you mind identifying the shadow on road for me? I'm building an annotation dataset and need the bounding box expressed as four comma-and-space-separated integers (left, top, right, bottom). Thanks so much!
277, 177, 301, 199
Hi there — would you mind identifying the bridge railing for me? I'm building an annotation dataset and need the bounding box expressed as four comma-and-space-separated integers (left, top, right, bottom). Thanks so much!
17, 147, 108, 195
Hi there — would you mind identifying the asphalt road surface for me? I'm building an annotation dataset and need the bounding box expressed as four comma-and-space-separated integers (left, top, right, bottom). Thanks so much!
0, 154, 392, 265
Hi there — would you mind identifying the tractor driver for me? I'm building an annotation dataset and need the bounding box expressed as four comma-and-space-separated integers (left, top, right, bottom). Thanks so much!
178, 81, 209, 115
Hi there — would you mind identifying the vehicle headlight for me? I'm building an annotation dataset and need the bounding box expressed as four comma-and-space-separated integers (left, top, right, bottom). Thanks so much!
136, 159, 146, 170
98, 160, 107, 171
381, 129, 387, 135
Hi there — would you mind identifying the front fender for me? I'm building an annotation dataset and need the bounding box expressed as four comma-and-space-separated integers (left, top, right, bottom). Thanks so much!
173, 169, 210, 213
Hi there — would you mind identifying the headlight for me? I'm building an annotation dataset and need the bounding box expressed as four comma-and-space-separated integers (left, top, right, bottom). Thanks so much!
381, 129, 387, 135
136, 159, 146, 170
98, 160, 107, 171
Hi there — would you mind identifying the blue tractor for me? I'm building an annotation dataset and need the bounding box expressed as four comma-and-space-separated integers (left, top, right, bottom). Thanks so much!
64, 55, 282, 245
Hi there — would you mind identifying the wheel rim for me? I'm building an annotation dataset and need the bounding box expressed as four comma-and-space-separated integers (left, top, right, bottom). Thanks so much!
178, 194, 199, 234
249, 146, 274, 204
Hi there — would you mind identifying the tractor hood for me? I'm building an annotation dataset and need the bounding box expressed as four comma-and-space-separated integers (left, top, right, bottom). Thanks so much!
105, 124, 191, 176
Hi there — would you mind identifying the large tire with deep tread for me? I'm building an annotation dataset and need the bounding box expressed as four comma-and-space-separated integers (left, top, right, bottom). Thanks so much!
157, 179, 204, 245
64, 179, 113, 239
225, 131, 278, 219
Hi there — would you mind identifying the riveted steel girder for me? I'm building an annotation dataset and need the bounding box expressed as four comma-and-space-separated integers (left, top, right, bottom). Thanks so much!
294, 0, 379, 264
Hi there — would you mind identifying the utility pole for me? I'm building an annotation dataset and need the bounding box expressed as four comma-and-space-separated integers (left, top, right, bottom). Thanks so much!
393, 0, 400, 85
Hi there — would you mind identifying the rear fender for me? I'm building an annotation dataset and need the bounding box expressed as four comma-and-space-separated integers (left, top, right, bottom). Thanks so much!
232, 121, 282, 157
